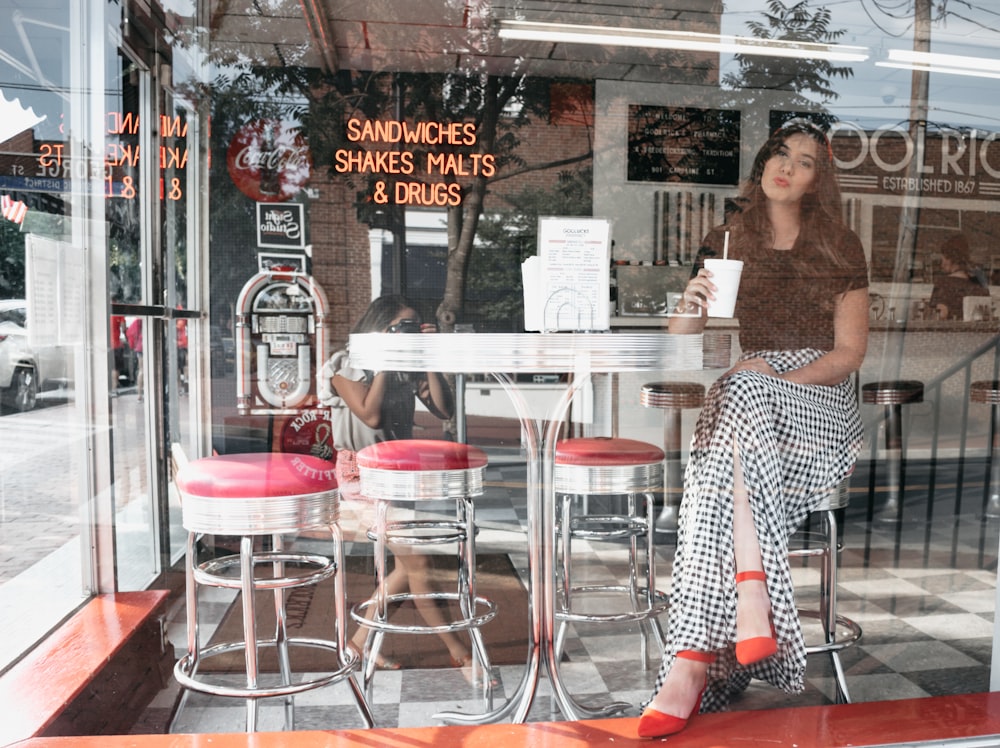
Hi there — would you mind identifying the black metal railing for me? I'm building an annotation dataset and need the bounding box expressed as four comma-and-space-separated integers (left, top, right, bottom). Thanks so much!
858, 332, 1000, 566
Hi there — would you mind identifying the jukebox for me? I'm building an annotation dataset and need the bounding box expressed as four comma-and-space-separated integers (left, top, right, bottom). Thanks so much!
235, 267, 329, 415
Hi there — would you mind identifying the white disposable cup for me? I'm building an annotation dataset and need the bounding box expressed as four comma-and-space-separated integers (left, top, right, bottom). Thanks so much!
703, 258, 744, 318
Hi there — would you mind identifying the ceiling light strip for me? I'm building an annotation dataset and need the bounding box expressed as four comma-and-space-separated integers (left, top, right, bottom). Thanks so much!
886, 48, 1000, 74
497, 20, 869, 62
876, 62, 1000, 80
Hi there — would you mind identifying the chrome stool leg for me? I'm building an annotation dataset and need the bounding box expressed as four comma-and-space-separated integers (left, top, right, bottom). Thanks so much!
270, 534, 295, 729
640, 490, 667, 657
238, 535, 260, 732
640, 382, 705, 535
659, 406, 683, 532
821, 509, 852, 703
791, 480, 862, 705
862, 381, 924, 523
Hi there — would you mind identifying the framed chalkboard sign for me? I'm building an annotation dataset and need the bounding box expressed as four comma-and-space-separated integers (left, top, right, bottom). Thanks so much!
627, 105, 741, 185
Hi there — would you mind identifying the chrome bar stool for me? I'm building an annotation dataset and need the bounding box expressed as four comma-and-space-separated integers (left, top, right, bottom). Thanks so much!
173, 452, 373, 732
353, 439, 497, 705
639, 381, 705, 533
971, 380, 1000, 519
789, 477, 862, 704
862, 380, 924, 522
553, 437, 668, 670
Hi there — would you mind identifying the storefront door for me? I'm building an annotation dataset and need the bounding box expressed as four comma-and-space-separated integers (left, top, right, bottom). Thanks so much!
109, 39, 205, 589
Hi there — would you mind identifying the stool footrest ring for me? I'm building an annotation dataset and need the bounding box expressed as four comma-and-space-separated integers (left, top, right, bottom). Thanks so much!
174, 637, 358, 699
566, 514, 648, 540
557, 586, 668, 623
366, 519, 468, 546
788, 530, 842, 556
787, 546, 831, 560
352, 591, 497, 634
195, 551, 337, 590
798, 609, 863, 653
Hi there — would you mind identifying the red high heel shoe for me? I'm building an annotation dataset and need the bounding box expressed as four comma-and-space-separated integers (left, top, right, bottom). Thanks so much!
735, 570, 777, 665
636, 650, 715, 739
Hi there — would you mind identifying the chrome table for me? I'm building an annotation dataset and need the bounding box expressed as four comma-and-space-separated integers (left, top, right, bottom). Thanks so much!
348, 332, 703, 723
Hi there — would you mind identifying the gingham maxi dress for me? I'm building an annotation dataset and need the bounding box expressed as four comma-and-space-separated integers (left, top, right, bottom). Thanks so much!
651, 346, 863, 712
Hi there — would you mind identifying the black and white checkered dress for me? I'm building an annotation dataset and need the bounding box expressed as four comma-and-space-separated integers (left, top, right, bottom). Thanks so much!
651, 347, 862, 712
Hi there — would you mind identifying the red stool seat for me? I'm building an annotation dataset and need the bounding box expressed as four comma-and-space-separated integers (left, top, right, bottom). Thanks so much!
356, 439, 488, 471
176, 453, 340, 537
555, 437, 664, 467
176, 453, 337, 499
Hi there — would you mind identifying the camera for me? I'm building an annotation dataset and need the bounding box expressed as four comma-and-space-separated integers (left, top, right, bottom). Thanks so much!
388, 319, 423, 334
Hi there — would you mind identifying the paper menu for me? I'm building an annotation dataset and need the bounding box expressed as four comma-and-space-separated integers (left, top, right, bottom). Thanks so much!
525, 217, 611, 332
25, 234, 85, 346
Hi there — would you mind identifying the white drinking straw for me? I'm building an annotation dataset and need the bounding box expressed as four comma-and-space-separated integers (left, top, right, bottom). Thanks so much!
723, 231, 729, 260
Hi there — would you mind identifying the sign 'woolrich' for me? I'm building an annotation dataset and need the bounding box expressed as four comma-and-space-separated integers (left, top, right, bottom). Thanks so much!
828, 122, 1000, 199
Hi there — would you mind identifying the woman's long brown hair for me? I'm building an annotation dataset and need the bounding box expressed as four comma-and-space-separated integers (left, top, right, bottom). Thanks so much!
727, 120, 849, 270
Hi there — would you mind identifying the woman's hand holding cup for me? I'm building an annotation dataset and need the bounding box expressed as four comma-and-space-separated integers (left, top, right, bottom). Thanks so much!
678, 268, 716, 315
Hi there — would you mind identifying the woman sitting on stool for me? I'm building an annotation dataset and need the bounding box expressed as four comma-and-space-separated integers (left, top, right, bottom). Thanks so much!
639, 121, 869, 739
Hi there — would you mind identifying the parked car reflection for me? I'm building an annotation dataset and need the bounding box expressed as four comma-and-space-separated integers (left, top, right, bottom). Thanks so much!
0, 299, 73, 412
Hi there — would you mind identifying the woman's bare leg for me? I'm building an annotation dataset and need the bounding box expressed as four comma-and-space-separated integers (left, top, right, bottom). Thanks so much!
646, 654, 711, 717
350, 550, 470, 662
733, 445, 772, 643
349, 563, 410, 659
392, 550, 470, 662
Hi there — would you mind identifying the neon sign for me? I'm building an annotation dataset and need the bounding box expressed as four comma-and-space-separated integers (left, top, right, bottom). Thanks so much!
26, 111, 190, 201
334, 117, 496, 207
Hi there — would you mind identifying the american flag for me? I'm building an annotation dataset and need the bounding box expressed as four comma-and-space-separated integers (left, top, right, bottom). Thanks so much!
1, 195, 26, 224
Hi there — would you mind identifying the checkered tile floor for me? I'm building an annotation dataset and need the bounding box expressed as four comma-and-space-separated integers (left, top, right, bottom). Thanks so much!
136, 461, 999, 734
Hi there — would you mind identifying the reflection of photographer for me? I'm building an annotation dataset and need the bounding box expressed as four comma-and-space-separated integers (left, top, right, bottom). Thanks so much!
320, 294, 451, 486
388, 318, 426, 334
384, 318, 437, 384
319, 295, 471, 670
930, 233, 990, 320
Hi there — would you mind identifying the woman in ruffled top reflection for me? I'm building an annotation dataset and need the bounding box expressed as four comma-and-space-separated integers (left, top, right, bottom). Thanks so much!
323, 295, 483, 681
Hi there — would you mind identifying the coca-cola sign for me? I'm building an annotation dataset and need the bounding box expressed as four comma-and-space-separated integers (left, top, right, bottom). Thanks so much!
227, 119, 312, 202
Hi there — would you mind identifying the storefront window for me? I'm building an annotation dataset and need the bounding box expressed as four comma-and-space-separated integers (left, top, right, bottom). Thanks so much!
0, 1, 121, 668
0, 0, 201, 665
2, 0, 1000, 718
183, 0, 1000, 715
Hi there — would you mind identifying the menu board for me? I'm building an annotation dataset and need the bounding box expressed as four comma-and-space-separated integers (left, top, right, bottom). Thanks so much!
627, 105, 741, 185
536, 217, 611, 332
